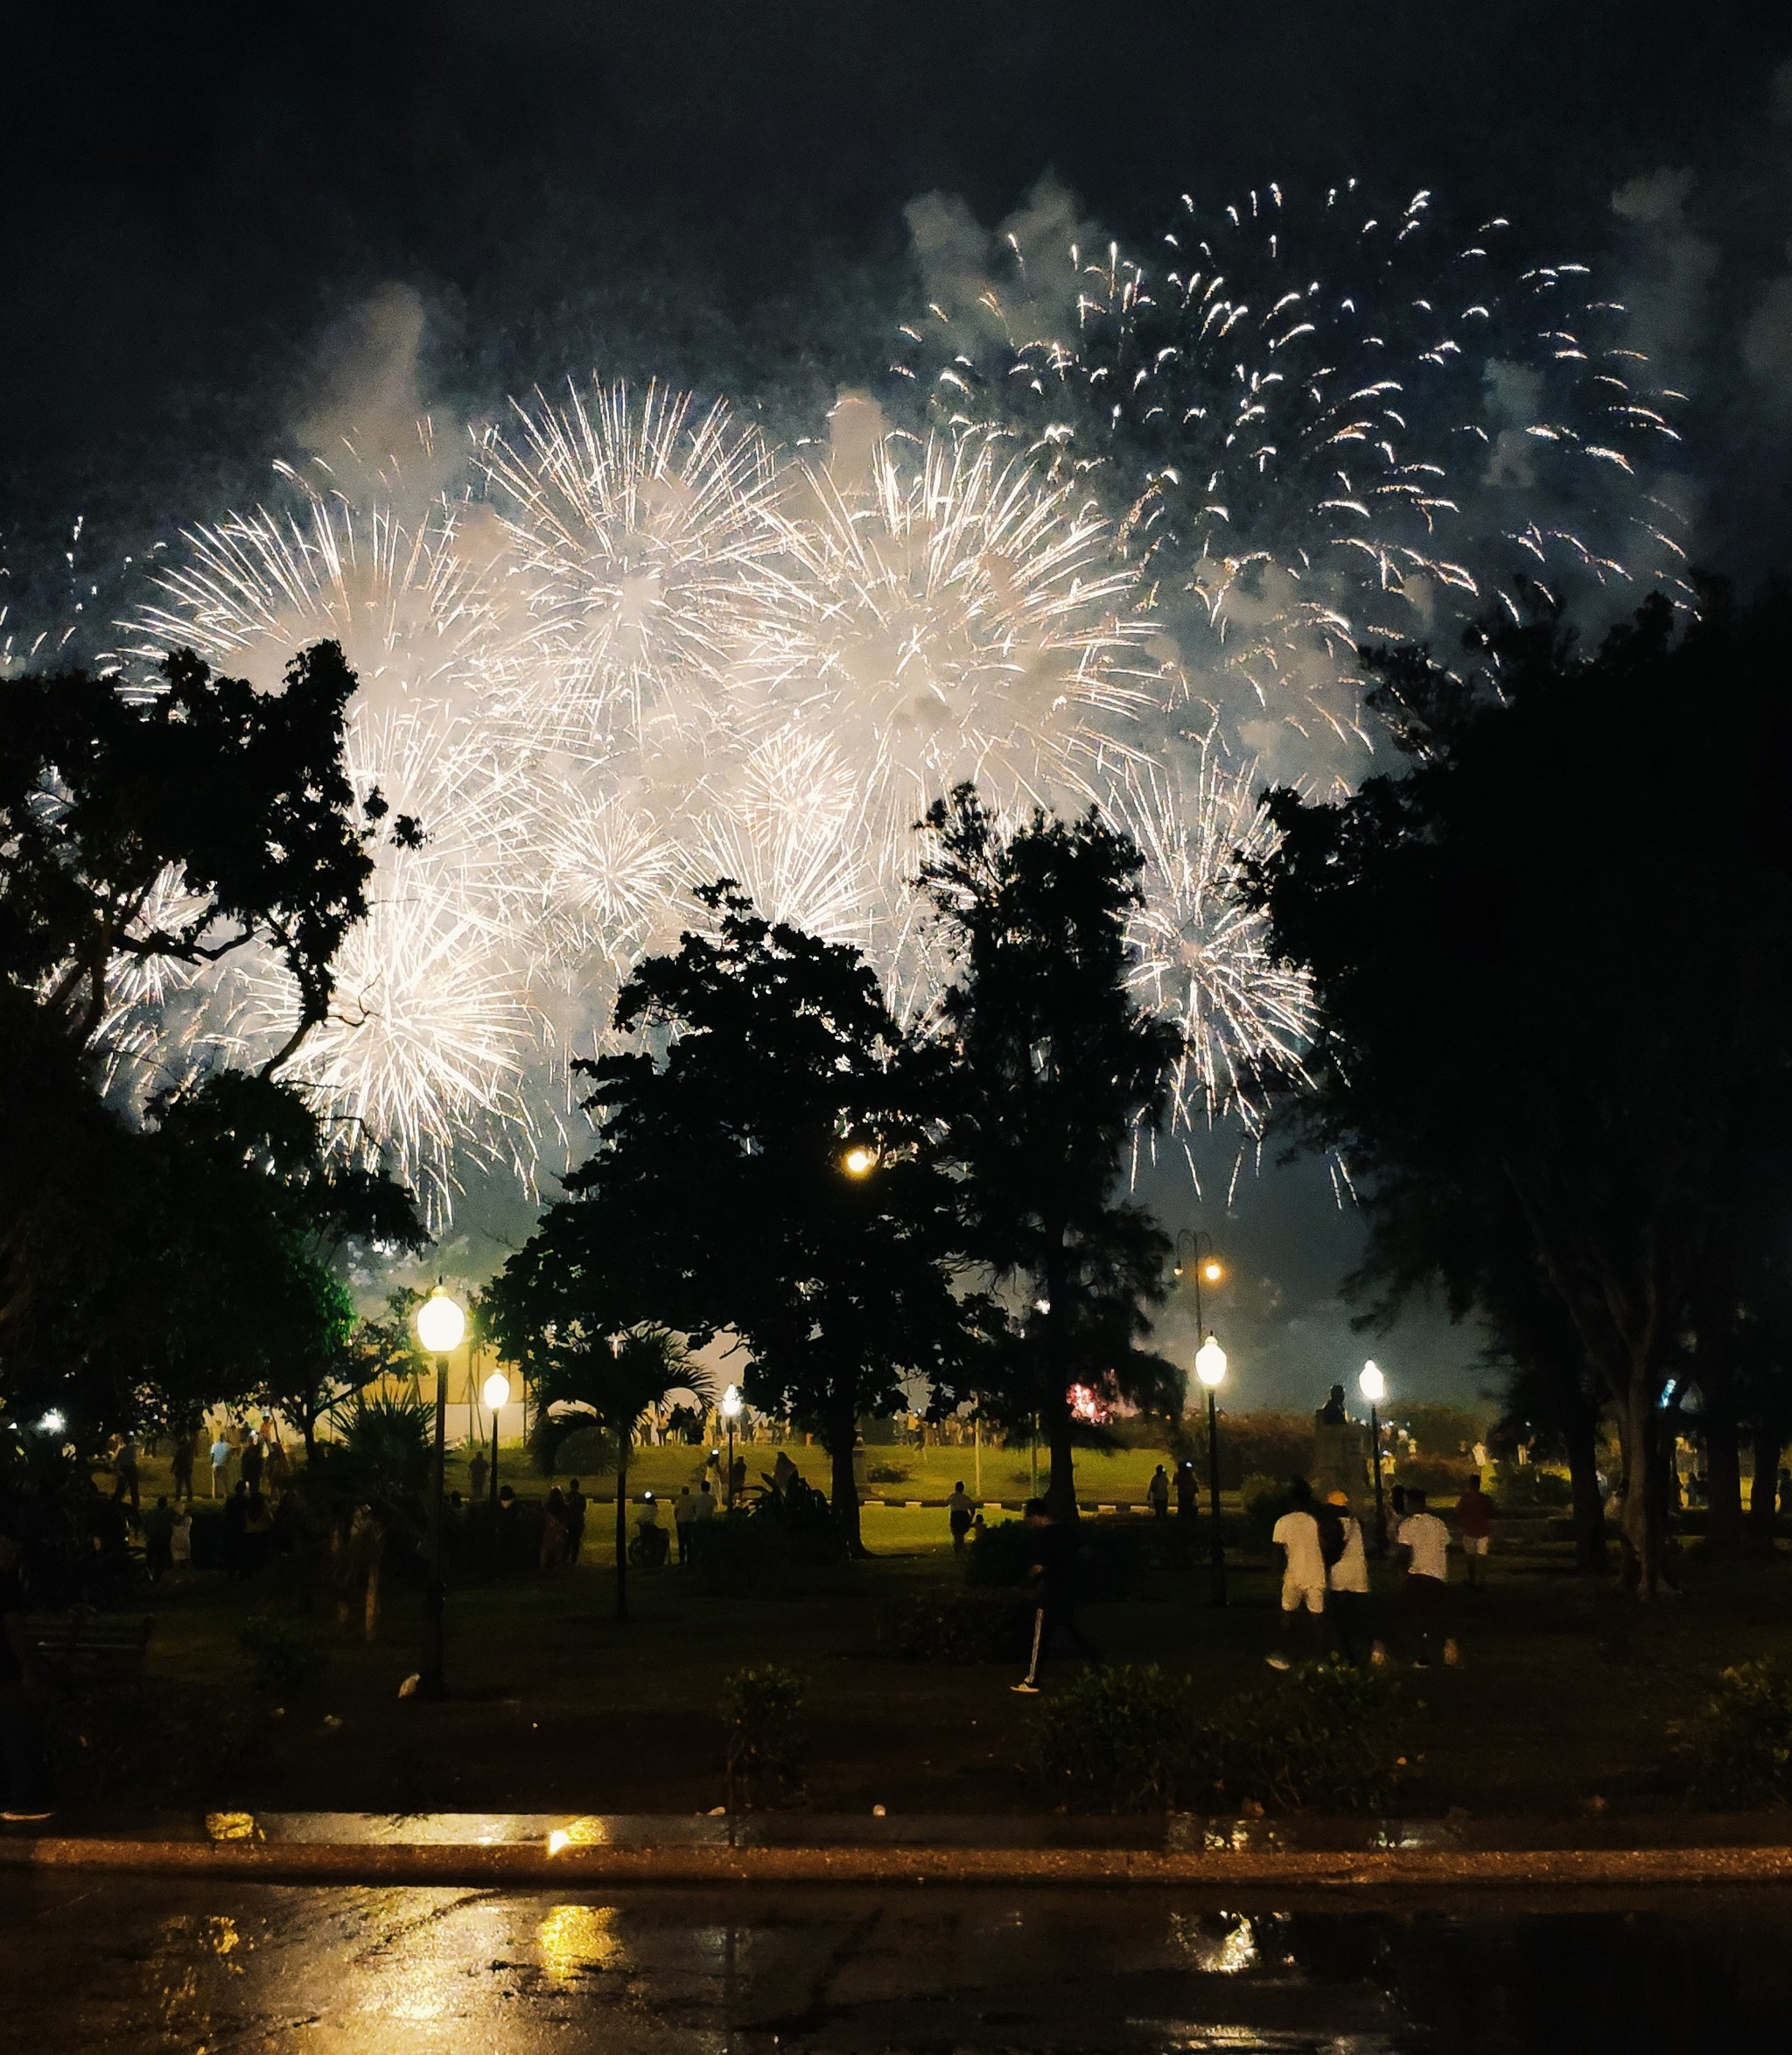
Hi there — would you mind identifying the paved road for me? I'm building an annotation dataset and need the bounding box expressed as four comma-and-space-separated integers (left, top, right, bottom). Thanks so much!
4, 1875, 1792, 2051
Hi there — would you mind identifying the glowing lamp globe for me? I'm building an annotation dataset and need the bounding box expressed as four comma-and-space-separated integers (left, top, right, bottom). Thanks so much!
482, 1371, 512, 1413
843, 1146, 876, 1177
1202, 1259, 1223, 1284
720, 1385, 743, 1421
1360, 1360, 1386, 1405
1194, 1336, 1228, 1390
38, 1409, 66, 1436
416, 1289, 466, 1356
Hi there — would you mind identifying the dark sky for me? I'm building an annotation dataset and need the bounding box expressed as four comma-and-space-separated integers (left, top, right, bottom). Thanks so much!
6, 0, 1789, 1406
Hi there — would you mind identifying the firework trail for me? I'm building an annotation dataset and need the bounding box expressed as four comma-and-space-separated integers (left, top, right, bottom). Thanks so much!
896, 182, 1686, 779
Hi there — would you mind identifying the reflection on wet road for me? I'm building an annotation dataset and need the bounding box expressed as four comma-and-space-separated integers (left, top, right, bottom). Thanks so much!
4, 1876, 1791, 2051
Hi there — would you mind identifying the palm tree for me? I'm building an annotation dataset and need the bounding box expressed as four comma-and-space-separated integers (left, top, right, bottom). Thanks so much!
528, 1325, 710, 1620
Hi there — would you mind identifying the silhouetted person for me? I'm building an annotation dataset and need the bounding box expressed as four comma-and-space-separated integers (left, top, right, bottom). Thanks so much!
1174, 1460, 1197, 1522
241, 1437, 263, 1497
947, 1481, 975, 1554
468, 1448, 488, 1503
1146, 1464, 1170, 1520
170, 1429, 195, 1504
143, 1496, 176, 1582
564, 1479, 587, 1563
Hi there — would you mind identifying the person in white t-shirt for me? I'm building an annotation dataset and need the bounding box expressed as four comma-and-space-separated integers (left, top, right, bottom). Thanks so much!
1396, 1490, 1456, 1666
1267, 1477, 1326, 1670
1323, 1490, 1377, 1666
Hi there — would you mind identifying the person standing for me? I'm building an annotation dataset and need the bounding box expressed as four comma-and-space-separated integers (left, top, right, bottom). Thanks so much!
1012, 1500, 1098, 1694
0, 1525, 52, 1823
694, 1479, 717, 1529
1268, 1477, 1326, 1670
947, 1481, 976, 1555
209, 1428, 232, 1499
1396, 1489, 1454, 1666
1324, 1490, 1375, 1664
1454, 1475, 1497, 1590
540, 1489, 570, 1574
143, 1496, 177, 1583
564, 1479, 587, 1564
169, 1508, 192, 1581
468, 1448, 488, 1504
1146, 1465, 1170, 1521
114, 1435, 141, 1523
240, 1435, 264, 1498
170, 1427, 195, 1505
1174, 1460, 1197, 1523
674, 1485, 697, 1564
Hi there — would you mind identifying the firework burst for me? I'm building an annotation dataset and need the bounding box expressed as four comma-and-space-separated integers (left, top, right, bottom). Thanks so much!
898, 183, 1687, 774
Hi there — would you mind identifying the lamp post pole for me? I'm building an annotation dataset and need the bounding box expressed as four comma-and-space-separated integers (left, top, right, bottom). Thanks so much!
416, 1287, 466, 1702
722, 1385, 743, 1508
482, 1371, 510, 1529
1195, 1335, 1228, 1608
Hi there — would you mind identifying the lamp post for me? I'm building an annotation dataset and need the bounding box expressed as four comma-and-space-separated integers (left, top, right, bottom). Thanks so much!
721, 1385, 743, 1507
481, 1369, 510, 1525
415, 1286, 466, 1701
1173, 1231, 1225, 1345
1195, 1334, 1228, 1607
1360, 1358, 1388, 1557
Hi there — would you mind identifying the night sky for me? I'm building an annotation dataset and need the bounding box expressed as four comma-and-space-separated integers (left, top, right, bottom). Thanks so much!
6, 1, 1789, 1405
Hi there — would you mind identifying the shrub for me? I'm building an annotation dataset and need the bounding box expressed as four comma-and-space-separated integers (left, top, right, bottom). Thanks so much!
686, 1511, 796, 1593
1494, 1466, 1575, 1511
879, 1591, 1032, 1664
964, 1517, 1143, 1599
237, 1611, 329, 1705
1198, 1659, 1406, 1813
1684, 1660, 1792, 1806
721, 1663, 805, 1809
864, 1461, 910, 1485
1036, 1664, 1197, 1810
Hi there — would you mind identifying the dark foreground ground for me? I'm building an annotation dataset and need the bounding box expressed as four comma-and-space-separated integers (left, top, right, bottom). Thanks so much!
6, 1875, 1792, 2053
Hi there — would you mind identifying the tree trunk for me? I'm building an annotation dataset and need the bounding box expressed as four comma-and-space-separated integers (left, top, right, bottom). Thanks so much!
614, 1437, 629, 1622
1563, 1397, 1608, 1574
1750, 1424, 1782, 1542
363, 1547, 382, 1642
1615, 1373, 1665, 1596
1045, 1402, 1078, 1522
1702, 1404, 1744, 1559
826, 1403, 866, 1558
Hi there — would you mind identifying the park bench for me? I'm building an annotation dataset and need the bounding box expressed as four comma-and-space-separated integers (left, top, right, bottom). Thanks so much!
24, 1612, 153, 1688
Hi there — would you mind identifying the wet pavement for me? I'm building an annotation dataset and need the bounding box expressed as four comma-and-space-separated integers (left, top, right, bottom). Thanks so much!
4, 1875, 1792, 2051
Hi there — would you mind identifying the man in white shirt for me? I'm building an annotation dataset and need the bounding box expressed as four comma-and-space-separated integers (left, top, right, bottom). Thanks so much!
1396, 1490, 1456, 1666
1267, 1477, 1326, 1670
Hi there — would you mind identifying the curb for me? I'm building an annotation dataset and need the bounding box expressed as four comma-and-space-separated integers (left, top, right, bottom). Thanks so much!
6, 1837, 1792, 1890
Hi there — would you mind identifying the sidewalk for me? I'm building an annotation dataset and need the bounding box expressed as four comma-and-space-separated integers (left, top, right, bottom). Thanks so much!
5, 1812, 1792, 1889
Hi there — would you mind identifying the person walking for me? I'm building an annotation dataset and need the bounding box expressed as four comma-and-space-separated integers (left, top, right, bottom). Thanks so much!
1268, 1476, 1326, 1670
1324, 1490, 1376, 1664
1454, 1474, 1497, 1590
1012, 1500, 1098, 1694
1396, 1488, 1454, 1666
947, 1481, 976, 1555
1146, 1464, 1170, 1522
143, 1496, 177, 1583
209, 1428, 232, 1499
0, 1525, 52, 1823
673, 1486, 696, 1565
564, 1479, 587, 1564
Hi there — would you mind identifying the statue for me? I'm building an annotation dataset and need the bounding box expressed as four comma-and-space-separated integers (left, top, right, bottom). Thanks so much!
1312, 1384, 1370, 1499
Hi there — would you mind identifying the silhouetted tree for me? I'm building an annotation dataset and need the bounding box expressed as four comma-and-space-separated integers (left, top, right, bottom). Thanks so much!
920, 788, 1184, 1518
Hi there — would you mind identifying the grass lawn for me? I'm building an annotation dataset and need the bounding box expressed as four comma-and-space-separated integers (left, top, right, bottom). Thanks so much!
80, 1449, 1792, 1827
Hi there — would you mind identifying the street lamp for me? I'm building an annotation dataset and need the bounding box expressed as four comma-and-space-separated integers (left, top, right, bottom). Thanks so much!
1194, 1334, 1228, 1608
721, 1385, 743, 1507
1360, 1358, 1389, 1556
1173, 1230, 1225, 1347
842, 1146, 878, 1177
481, 1369, 511, 1523
415, 1287, 465, 1700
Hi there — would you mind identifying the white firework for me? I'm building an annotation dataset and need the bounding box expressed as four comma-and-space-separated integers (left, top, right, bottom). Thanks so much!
478, 378, 779, 760
1108, 740, 1315, 1137
738, 427, 1170, 831
129, 488, 511, 719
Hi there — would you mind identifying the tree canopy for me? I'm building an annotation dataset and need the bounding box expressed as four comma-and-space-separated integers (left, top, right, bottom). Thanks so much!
486, 883, 992, 1552
1243, 584, 1792, 1591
